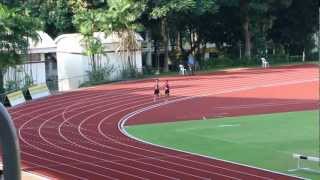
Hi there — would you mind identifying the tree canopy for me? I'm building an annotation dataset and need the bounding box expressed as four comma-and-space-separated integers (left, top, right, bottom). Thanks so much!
0, 0, 318, 84
0, 3, 42, 93
5, 0, 316, 59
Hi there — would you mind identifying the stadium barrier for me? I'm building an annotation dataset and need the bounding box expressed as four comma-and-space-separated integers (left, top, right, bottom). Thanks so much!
27, 84, 50, 100
288, 153, 320, 174
4, 91, 26, 107
0, 66, 180, 106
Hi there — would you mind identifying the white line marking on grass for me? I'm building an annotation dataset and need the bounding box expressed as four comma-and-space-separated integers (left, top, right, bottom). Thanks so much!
217, 124, 240, 128
176, 124, 241, 132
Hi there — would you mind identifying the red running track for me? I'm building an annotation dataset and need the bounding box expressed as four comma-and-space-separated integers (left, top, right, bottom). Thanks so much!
7, 64, 318, 180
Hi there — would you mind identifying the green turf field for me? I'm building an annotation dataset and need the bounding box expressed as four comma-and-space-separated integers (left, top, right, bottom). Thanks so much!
126, 110, 320, 179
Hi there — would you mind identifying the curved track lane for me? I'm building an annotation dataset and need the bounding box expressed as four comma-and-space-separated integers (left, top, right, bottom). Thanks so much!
9, 64, 318, 180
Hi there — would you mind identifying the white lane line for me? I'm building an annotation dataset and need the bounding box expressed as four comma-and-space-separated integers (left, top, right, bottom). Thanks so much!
15, 68, 316, 179
70, 88, 223, 179
66, 85, 229, 179
40, 89, 207, 179
118, 79, 315, 180
19, 89, 170, 179
19, 102, 129, 179
63, 82, 246, 179
41, 102, 181, 180
81, 78, 316, 179
37, 119, 150, 179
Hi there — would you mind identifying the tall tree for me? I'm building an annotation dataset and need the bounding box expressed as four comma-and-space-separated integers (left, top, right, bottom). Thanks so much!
0, 4, 42, 93
73, 9, 105, 73
23, 0, 107, 38
269, 0, 318, 56
150, 0, 217, 71
219, 0, 292, 58
72, 0, 146, 77
22, 0, 75, 38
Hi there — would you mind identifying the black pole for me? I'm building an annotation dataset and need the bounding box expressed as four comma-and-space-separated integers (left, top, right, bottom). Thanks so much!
0, 103, 21, 180
318, 6, 320, 167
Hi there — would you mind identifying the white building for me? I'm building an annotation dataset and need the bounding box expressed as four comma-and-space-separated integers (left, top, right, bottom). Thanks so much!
4, 31, 143, 92
4, 31, 57, 90
55, 32, 143, 91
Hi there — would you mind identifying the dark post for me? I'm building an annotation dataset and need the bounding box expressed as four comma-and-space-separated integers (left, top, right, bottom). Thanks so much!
0, 103, 21, 180
318, 6, 320, 167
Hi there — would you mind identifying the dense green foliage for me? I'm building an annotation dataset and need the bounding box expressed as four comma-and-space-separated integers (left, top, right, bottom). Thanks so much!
21, 0, 317, 67
0, 0, 318, 92
72, 0, 146, 82
0, 3, 42, 93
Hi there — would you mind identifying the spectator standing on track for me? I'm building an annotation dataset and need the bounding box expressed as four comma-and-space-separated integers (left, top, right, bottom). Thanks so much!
164, 80, 170, 97
187, 53, 195, 75
153, 79, 160, 102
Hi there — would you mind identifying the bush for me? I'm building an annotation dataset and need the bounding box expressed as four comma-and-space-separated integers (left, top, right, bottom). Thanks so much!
200, 56, 256, 69
268, 54, 289, 64
289, 56, 302, 63
120, 64, 142, 79
217, 56, 234, 66
308, 52, 319, 61
142, 66, 154, 76
5, 80, 18, 92
199, 56, 230, 70
86, 65, 114, 85
23, 74, 33, 89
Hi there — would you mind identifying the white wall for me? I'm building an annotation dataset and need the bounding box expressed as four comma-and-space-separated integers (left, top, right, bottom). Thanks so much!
55, 33, 143, 91
4, 62, 46, 89
105, 51, 143, 80
56, 51, 143, 91
56, 52, 89, 91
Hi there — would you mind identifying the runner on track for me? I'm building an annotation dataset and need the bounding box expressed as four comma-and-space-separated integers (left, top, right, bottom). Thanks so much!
154, 79, 160, 102
164, 80, 170, 97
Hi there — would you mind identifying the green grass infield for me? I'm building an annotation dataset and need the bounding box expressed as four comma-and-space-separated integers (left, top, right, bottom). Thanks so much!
126, 110, 320, 179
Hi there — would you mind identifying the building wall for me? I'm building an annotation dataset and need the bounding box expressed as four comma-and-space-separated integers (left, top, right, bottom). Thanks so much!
56, 51, 142, 91
56, 52, 89, 91
4, 62, 46, 90
106, 51, 143, 79
55, 33, 143, 91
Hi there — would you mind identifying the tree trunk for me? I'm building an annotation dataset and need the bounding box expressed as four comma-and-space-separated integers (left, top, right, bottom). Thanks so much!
201, 42, 206, 61
189, 30, 193, 53
0, 68, 4, 94
145, 30, 152, 67
240, 0, 252, 58
175, 32, 183, 63
179, 31, 185, 53
161, 18, 169, 72
243, 17, 251, 58
91, 55, 96, 72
